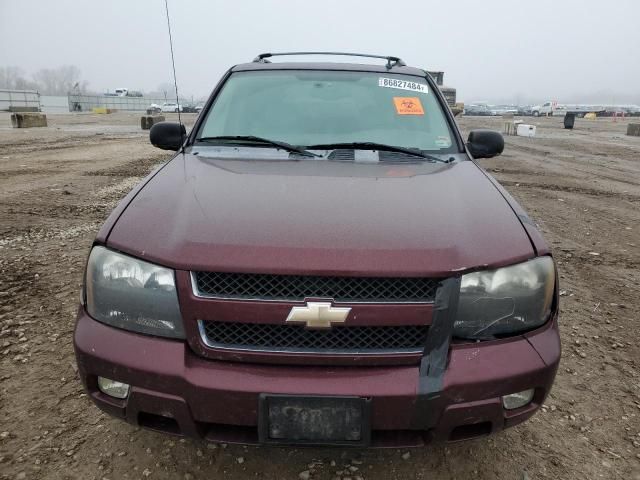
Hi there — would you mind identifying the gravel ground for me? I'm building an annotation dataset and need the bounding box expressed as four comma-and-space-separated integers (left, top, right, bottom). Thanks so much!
0, 112, 639, 480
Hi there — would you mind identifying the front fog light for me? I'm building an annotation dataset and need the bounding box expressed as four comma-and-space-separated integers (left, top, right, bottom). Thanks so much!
97, 377, 130, 399
502, 389, 535, 410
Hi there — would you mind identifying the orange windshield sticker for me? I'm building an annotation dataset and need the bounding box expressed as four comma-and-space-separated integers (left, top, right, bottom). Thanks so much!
393, 97, 424, 115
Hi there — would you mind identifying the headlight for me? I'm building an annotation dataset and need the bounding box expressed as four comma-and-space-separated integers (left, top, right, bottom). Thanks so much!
85, 246, 185, 339
453, 256, 555, 340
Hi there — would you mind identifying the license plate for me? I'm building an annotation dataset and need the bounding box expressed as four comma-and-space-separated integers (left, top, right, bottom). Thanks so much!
259, 395, 371, 446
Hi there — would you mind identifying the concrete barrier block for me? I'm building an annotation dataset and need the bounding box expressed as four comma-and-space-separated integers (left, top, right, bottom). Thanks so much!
92, 107, 115, 114
9, 106, 40, 113
627, 123, 640, 137
11, 112, 47, 128
141, 115, 165, 130
503, 119, 523, 136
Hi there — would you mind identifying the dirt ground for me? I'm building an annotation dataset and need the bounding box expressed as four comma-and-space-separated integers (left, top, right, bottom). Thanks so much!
0, 111, 639, 480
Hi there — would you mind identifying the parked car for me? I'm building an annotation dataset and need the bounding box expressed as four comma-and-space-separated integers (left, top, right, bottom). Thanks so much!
463, 104, 492, 116
75, 52, 560, 447
517, 105, 534, 116
489, 105, 518, 116
161, 102, 183, 113
531, 101, 555, 116
147, 103, 161, 114
195, 104, 204, 113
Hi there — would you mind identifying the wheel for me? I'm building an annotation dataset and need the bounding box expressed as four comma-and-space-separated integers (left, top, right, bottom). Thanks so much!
533, 110, 540, 117
174, 108, 179, 113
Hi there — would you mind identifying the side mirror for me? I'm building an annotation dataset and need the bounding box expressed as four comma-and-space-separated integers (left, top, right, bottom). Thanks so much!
150, 122, 186, 151
466, 129, 504, 159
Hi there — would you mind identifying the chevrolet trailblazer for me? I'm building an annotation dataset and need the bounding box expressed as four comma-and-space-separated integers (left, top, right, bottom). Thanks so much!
74, 52, 560, 447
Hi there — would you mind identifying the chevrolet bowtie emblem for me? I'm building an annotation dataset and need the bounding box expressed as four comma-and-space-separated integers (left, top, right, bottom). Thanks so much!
286, 302, 351, 329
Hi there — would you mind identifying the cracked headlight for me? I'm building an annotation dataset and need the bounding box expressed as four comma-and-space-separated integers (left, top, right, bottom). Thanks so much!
453, 256, 555, 340
85, 246, 185, 339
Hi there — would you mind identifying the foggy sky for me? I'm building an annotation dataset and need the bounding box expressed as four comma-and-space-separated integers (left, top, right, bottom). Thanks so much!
1, 0, 639, 104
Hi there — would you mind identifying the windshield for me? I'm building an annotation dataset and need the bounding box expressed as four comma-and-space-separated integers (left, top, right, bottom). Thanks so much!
196, 70, 457, 153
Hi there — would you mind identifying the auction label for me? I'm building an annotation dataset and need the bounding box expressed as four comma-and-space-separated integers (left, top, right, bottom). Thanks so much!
379, 77, 428, 93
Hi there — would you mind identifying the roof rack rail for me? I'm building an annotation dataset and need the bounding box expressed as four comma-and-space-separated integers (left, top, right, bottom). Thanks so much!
252, 52, 407, 69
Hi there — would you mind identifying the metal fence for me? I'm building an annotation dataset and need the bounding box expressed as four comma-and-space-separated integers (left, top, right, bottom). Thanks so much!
0, 89, 41, 112
67, 94, 170, 112
39, 95, 71, 114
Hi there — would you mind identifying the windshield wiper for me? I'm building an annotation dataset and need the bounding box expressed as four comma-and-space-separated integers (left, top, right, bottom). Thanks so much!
306, 142, 450, 163
196, 135, 321, 157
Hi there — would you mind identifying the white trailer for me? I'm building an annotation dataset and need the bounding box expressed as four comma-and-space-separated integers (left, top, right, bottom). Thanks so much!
531, 101, 605, 117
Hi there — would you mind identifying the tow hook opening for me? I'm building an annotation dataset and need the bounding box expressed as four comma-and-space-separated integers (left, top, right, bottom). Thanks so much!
138, 412, 182, 435
449, 421, 492, 441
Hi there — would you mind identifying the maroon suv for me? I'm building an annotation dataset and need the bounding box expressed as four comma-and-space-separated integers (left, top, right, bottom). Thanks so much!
74, 52, 560, 447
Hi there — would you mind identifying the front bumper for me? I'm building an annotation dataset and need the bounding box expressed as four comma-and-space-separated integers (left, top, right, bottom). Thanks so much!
74, 307, 560, 447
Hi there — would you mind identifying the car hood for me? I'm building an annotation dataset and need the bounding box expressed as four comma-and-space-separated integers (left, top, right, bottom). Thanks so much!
107, 151, 535, 276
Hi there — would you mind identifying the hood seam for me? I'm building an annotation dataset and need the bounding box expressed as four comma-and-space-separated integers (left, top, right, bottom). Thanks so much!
104, 153, 181, 244
472, 161, 539, 257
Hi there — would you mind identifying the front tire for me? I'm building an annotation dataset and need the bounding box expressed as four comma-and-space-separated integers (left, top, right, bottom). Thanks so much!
533, 110, 540, 117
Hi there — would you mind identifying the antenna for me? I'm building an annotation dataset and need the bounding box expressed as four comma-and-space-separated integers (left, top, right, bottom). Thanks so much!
163, 0, 184, 153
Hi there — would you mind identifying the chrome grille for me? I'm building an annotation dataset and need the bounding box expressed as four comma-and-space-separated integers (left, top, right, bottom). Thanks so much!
199, 320, 428, 353
193, 272, 438, 303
